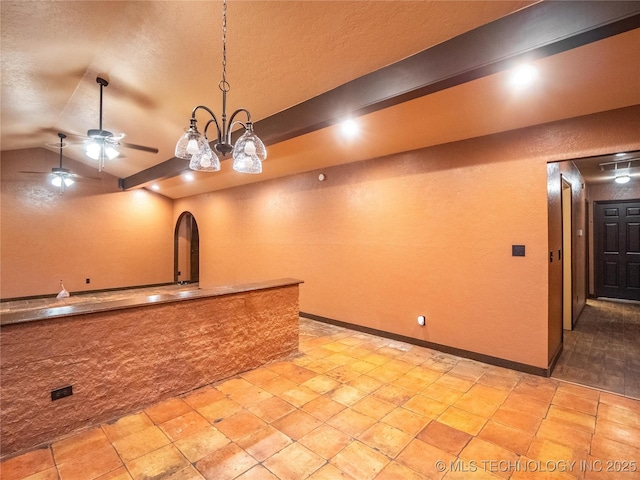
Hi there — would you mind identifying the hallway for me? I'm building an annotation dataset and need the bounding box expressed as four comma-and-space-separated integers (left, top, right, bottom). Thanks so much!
553, 299, 640, 399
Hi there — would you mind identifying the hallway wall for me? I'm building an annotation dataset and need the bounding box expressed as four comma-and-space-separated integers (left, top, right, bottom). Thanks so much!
174, 106, 640, 371
0, 148, 174, 299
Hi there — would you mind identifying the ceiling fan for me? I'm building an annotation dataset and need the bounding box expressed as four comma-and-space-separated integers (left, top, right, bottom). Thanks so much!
80, 76, 158, 171
21, 133, 89, 193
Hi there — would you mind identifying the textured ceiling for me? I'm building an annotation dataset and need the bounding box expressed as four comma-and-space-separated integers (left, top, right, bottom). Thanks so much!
1, 1, 639, 198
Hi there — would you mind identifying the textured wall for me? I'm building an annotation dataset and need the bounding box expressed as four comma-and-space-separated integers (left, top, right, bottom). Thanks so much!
0, 285, 299, 455
0, 148, 174, 299
175, 107, 640, 372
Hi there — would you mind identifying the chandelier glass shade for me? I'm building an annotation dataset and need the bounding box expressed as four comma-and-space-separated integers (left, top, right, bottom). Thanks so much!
175, 0, 266, 173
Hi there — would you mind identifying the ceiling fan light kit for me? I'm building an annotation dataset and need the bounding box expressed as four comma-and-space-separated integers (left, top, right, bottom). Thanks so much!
51, 133, 75, 193
175, 0, 266, 174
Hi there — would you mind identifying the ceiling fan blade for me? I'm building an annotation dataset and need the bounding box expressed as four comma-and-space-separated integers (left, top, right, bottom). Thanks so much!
119, 142, 159, 154
19, 171, 49, 175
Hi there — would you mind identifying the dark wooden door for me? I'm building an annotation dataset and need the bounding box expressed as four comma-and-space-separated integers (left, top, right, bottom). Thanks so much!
595, 200, 640, 300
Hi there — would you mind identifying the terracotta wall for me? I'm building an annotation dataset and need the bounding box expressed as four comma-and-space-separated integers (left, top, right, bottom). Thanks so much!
586, 180, 640, 295
0, 285, 300, 455
0, 148, 174, 299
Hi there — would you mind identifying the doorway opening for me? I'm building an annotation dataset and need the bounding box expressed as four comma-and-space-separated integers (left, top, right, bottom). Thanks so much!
174, 212, 200, 284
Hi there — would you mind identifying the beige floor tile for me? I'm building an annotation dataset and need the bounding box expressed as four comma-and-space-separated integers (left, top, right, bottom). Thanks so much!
0, 447, 55, 480
112, 426, 171, 462
195, 442, 257, 480
512, 379, 557, 404
434, 374, 475, 393
125, 444, 189, 480
391, 374, 431, 394
266, 362, 317, 384
159, 411, 211, 442
375, 461, 426, 480
459, 437, 520, 479
595, 418, 640, 449
279, 385, 321, 407
359, 422, 413, 458
477, 372, 520, 391
552, 389, 599, 416
263, 442, 325, 480
547, 405, 596, 433
372, 384, 414, 406
94, 466, 134, 480
478, 420, 533, 455
422, 383, 465, 405
536, 419, 593, 452
347, 375, 385, 394
307, 463, 356, 479
302, 395, 347, 422
196, 397, 243, 423
301, 374, 341, 394
101, 413, 154, 443
438, 406, 487, 436
502, 392, 550, 419
330, 440, 389, 480
56, 443, 123, 480
405, 365, 443, 384
52, 428, 112, 462
234, 465, 279, 480
182, 387, 225, 410
228, 387, 273, 409
417, 420, 472, 457
491, 406, 543, 435
240, 367, 279, 387
258, 375, 299, 395
396, 438, 456, 478
325, 353, 359, 368
327, 408, 378, 437
271, 409, 323, 440
361, 352, 391, 366
525, 437, 586, 467
236, 425, 293, 461
381, 407, 430, 436
215, 411, 267, 442
216, 377, 257, 397
299, 424, 351, 460
597, 402, 640, 430
330, 384, 368, 406
351, 395, 396, 420
404, 394, 449, 418
173, 425, 230, 463
599, 391, 640, 416
248, 395, 296, 423
326, 365, 362, 383
145, 398, 193, 425
367, 366, 403, 383
590, 433, 640, 462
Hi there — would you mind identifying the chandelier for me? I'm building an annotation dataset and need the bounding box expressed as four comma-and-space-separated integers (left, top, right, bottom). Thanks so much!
175, 0, 266, 174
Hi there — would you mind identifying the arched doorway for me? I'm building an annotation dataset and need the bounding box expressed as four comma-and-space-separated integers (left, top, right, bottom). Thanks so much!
174, 212, 200, 284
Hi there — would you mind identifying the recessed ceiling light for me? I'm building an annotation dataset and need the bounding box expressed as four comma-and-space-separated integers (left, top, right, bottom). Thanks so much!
615, 152, 627, 157
184, 173, 194, 181
340, 119, 359, 138
151, 184, 160, 191
509, 63, 537, 89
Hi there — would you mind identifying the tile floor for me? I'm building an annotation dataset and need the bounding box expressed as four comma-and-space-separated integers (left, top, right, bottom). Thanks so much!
2, 316, 640, 480
553, 298, 640, 399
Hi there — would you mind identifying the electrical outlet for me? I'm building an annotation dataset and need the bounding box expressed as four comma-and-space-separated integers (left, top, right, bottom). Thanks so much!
51, 385, 73, 401
86, 278, 90, 284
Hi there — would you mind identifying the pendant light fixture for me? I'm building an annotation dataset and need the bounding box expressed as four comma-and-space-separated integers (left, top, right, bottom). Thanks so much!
175, 0, 266, 173
51, 133, 75, 193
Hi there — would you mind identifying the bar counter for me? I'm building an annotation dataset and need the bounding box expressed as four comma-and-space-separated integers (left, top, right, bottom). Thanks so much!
0, 278, 303, 457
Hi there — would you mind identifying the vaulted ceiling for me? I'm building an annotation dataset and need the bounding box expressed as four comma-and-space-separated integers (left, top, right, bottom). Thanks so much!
2, 1, 639, 198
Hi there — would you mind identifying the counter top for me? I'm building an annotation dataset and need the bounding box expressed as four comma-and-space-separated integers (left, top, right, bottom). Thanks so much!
0, 278, 303, 326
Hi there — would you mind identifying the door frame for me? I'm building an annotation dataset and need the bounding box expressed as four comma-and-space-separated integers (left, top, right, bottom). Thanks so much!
561, 178, 573, 330
174, 211, 200, 284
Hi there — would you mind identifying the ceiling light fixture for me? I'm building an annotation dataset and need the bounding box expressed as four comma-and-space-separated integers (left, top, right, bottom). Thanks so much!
614, 161, 632, 184
84, 77, 120, 171
340, 119, 359, 138
509, 63, 537, 89
51, 133, 75, 193
175, 0, 266, 174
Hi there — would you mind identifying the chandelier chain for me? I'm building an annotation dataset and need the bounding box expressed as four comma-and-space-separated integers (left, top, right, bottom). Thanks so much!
220, 0, 229, 91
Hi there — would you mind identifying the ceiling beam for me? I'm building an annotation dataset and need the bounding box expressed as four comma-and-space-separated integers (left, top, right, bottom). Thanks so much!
121, 1, 640, 190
